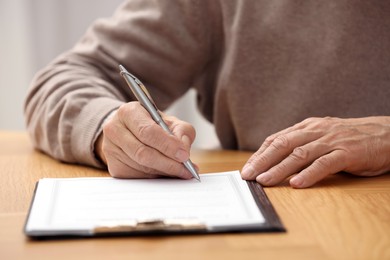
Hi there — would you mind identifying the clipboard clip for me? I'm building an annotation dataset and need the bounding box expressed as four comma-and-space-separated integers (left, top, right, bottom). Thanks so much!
93, 219, 207, 234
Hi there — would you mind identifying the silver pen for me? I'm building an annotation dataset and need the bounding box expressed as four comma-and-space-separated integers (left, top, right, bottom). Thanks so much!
119, 64, 201, 182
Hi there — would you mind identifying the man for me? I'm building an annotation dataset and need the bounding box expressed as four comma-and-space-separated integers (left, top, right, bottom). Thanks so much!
24, 0, 390, 188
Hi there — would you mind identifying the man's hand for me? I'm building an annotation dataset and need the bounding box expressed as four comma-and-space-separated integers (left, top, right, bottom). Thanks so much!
95, 101, 196, 179
241, 116, 390, 188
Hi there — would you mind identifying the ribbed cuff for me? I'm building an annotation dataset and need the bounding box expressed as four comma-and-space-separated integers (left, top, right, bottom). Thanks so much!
71, 97, 123, 168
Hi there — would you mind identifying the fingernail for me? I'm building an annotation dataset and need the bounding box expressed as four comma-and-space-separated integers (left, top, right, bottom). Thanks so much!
241, 164, 255, 179
290, 175, 304, 188
175, 149, 189, 162
256, 174, 272, 185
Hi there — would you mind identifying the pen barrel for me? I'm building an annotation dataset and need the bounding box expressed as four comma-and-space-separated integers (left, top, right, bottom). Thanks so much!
119, 65, 199, 180
156, 118, 172, 134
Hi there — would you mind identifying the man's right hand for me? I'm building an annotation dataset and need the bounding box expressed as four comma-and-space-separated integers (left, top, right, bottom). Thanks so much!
95, 101, 197, 179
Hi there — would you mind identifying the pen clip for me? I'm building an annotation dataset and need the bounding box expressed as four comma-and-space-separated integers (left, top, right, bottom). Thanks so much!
120, 70, 159, 111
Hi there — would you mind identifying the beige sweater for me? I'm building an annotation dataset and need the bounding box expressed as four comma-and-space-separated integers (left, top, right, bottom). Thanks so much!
25, 0, 390, 168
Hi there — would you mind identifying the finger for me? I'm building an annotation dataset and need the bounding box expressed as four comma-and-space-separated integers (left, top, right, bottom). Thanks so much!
257, 125, 296, 154
241, 129, 321, 180
104, 134, 192, 179
103, 116, 192, 179
256, 118, 320, 154
118, 103, 190, 163
289, 150, 346, 188
114, 135, 192, 179
103, 137, 158, 179
107, 156, 159, 179
255, 139, 331, 186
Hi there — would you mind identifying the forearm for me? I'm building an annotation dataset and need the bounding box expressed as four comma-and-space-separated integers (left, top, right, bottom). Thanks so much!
24, 0, 215, 167
24, 54, 124, 167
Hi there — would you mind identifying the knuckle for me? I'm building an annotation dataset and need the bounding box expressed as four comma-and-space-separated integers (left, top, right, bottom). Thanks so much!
117, 103, 131, 118
160, 138, 177, 155
263, 135, 275, 146
102, 121, 117, 138
271, 135, 290, 150
133, 144, 151, 165
117, 102, 139, 120
302, 117, 318, 125
290, 147, 309, 162
313, 156, 332, 169
319, 116, 335, 127
137, 123, 155, 141
250, 152, 269, 167
301, 117, 334, 129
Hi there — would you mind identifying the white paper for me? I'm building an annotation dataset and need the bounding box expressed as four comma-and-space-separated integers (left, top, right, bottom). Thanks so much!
26, 171, 265, 233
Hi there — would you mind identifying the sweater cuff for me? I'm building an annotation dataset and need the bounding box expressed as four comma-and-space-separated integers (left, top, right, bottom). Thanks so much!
71, 97, 123, 168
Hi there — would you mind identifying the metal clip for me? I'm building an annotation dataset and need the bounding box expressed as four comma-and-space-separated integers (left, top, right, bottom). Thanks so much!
93, 219, 207, 234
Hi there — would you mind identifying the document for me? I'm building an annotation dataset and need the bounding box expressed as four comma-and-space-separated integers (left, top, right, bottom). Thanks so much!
25, 171, 284, 238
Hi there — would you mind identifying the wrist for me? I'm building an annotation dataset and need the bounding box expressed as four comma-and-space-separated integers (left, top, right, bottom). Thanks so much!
94, 132, 107, 165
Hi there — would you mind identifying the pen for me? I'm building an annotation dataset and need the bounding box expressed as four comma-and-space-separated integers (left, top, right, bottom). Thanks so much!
119, 64, 201, 182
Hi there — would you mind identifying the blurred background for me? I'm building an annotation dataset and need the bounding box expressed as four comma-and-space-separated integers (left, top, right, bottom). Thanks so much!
0, 0, 219, 149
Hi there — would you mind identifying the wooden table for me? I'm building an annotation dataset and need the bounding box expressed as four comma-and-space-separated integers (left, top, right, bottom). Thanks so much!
1, 131, 389, 259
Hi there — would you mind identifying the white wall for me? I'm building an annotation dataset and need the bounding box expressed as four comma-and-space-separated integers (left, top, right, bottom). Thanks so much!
0, 0, 219, 148
0, 0, 32, 131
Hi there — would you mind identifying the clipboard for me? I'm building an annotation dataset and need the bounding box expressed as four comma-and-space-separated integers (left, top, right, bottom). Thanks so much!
24, 171, 285, 238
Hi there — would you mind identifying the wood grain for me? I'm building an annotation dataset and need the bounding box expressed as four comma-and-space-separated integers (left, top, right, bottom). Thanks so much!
0, 131, 389, 259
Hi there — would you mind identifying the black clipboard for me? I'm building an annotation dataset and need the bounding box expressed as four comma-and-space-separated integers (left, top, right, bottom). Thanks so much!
24, 172, 285, 239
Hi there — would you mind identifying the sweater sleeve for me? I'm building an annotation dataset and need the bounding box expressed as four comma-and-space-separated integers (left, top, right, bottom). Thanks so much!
24, 0, 217, 168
